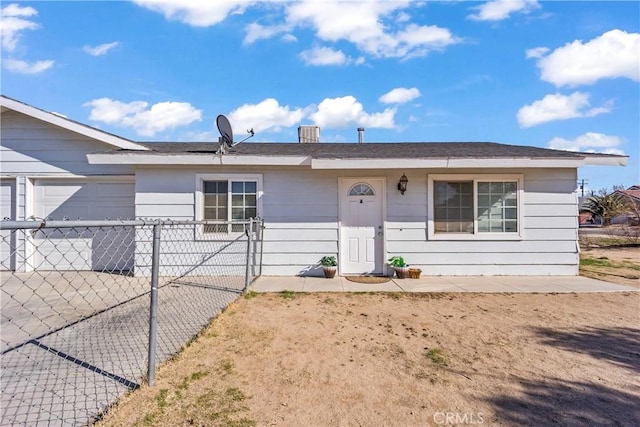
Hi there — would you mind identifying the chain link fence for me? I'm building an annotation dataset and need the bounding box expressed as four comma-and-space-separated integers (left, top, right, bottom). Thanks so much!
0, 218, 263, 426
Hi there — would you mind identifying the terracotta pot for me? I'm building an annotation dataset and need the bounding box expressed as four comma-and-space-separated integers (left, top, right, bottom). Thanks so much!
323, 266, 337, 278
394, 267, 409, 279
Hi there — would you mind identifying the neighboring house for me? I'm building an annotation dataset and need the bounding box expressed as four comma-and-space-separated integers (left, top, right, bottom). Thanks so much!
578, 197, 600, 226
1, 95, 628, 276
613, 185, 640, 225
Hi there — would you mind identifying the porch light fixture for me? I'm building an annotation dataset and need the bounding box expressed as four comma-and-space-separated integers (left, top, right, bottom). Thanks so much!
398, 173, 408, 195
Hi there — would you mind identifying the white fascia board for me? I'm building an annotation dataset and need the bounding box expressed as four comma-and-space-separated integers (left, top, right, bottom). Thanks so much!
581, 155, 628, 166
311, 157, 585, 169
311, 158, 449, 169
1, 96, 149, 151
446, 158, 585, 168
87, 153, 312, 166
218, 155, 311, 165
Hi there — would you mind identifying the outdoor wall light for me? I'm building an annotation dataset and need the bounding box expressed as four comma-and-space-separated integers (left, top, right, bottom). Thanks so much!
398, 173, 408, 195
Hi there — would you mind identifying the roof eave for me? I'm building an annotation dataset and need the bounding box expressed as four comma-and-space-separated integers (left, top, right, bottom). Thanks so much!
87, 153, 311, 166
581, 154, 628, 166
89, 153, 591, 169
311, 157, 588, 169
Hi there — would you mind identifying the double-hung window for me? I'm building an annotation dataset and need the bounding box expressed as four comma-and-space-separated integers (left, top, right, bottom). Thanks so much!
197, 174, 262, 234
428, 174, 523, 240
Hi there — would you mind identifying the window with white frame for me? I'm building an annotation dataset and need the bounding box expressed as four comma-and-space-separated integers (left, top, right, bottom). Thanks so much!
197, 174, 261, 233
429, 175, 522, 240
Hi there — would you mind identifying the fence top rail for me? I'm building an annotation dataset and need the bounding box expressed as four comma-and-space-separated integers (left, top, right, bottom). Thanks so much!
0, 218, 262, 230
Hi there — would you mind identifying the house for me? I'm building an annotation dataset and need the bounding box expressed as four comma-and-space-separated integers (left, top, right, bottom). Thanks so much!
1, 95, 628, 276
613, 185, 640, 225
578, 197, 600, 226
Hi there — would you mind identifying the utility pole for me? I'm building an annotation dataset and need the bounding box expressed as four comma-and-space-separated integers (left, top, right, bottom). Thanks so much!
578, 179, 588, 197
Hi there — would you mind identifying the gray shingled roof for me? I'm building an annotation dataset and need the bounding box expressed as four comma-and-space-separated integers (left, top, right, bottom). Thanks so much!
133, 141, 614, 159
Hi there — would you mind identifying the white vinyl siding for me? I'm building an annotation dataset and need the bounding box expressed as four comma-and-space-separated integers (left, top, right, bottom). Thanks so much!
391, 169, 577, 275
1, 110, 135, 176
134, 167, 579, 277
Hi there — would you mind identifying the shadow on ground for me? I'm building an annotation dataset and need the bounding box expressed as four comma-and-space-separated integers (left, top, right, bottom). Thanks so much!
486, 326, 640, 426
486, 376, 639, 426
533, 326, 640, 372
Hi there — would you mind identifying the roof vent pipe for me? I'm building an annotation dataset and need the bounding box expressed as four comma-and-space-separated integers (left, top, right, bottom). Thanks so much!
357, 127, 365, 144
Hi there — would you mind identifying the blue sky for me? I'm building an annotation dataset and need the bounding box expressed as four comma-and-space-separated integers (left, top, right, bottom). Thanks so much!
2, 0, 638, 192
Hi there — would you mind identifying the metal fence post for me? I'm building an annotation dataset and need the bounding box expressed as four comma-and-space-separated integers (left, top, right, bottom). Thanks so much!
147, 223, 161, 386
258, 218, 264, 277
243, 219, 254, 293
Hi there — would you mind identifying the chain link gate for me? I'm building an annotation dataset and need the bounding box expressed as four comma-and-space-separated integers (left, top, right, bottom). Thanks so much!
0, 218, 263, 426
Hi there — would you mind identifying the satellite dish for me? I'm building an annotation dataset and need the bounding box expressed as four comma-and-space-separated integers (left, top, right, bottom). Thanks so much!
216, 115, 233, 147
215, 114, 254, 156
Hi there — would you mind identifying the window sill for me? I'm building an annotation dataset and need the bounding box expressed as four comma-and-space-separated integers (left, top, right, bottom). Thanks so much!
428, 232, 523, 241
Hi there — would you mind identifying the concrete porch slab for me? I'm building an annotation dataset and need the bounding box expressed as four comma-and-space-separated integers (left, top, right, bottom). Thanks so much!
250, 275, 638, 294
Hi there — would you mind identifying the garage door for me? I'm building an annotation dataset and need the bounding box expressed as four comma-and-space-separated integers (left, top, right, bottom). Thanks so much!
33, 179, 135, 271
1, 179, 16, 270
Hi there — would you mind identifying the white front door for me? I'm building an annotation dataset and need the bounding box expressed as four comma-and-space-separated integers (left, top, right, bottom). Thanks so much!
339, 178, 384, 275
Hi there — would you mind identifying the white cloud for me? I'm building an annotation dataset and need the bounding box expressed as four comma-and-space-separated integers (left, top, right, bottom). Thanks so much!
517, 92, 612, 128
246, 1, 460, 60
1, 4, 55, 75
311, 96, 395, 129
525, 46, 548, 59
224, 95, 398, 133
548, 132, 625, 155
244, 22, 289, 45
228, 98, 306, 134
290, 2, 460, 58
84, 98, 202, 137
133, 0, 256, 27
0, 3, 38, 52
299, 46, 349, 66
83, 41, 120, 56
3, 58, 53, 74
136, 1, 459, 61
468, 0, 540, 22
531, 29, 640, 87
379, 87, 421, 104
281, 33, 297, 43
396, 12, 411, 24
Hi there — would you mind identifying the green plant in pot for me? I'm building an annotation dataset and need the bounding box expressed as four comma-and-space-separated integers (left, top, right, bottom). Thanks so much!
320, 256, 337, 278
388, 256, 409, 279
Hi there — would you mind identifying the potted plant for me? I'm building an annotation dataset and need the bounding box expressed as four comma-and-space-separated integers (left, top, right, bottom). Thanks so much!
320, 256, 337, 278
388, 256, 409, 279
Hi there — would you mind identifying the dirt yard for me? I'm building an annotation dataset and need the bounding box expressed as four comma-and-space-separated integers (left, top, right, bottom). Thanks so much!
98, 247, 640, 427
579, 246, 640, 288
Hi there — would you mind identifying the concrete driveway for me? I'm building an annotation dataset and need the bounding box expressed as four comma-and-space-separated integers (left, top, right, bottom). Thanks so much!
1, 272, 242, 426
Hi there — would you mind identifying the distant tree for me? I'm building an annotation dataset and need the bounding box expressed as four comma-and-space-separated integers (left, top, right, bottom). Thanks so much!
585, 188, 633, 226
